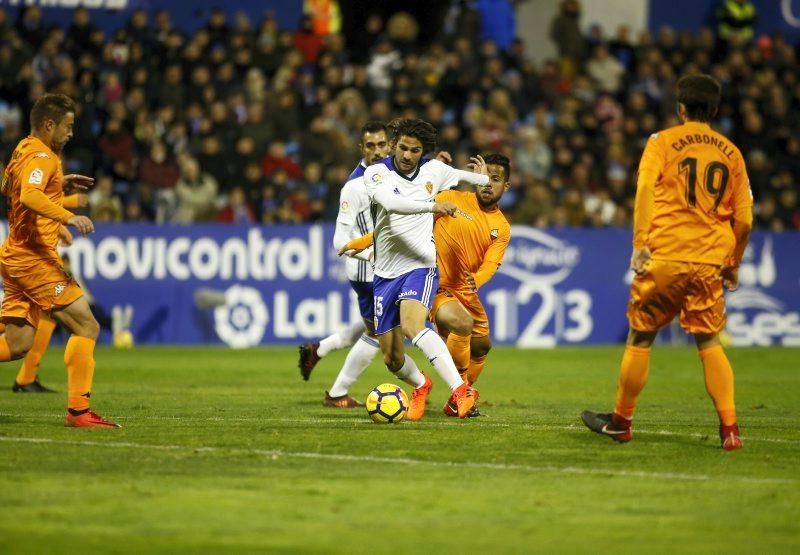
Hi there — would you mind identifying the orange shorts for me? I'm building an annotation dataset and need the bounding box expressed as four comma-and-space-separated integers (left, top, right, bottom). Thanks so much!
627, 259, 725, 335
430, 286, 490, 337
0, 255, 83, 327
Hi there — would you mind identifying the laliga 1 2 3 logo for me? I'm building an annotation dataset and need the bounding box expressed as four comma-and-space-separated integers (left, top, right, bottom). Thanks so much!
214, 285, 269, 348
490, 227, 592, 347
726, 237, 800, 346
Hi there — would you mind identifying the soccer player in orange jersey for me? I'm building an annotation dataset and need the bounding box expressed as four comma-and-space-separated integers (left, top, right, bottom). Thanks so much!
581, 75, 752, 450
10, 196, 87, 393
429, 153, 511, 417
1, 93, 119, 427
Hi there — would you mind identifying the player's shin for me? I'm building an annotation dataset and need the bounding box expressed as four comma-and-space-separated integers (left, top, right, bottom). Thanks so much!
446, 332, 471, 374
329, 335, 380, 397
699, 345, 737, 426
392, 354, 426, 388
65, 336, 96, 413
412, 328, 463, 390
16, 317, 56, 385
614, 346, 651, 419
467, 355, 487, 385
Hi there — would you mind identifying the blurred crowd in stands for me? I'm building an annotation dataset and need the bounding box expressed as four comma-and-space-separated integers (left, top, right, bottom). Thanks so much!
0, 1, 798, 230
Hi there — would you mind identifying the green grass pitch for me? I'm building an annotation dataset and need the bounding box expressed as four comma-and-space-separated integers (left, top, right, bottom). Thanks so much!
1, 345, 799, 553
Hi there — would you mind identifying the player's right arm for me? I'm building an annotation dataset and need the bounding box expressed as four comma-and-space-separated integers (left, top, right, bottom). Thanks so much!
631, 133, 667, 275
364, 165, 456, 216
19, 155, 94, 235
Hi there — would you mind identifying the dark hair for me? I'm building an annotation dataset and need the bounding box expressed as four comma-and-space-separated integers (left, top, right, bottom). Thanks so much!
386, 118, 408, 140
483, 153, 511, 182
360, 121, 388, 140
676, 74, 721, 122
30, 93, 75, 130
393, 119, 437, 154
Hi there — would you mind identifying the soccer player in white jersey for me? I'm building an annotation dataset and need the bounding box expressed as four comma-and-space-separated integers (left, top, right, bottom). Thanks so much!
298, 122, 391, 407
363, 119, 490, 420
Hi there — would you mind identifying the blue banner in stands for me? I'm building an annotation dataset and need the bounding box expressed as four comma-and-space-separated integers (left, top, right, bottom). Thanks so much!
2, 1, 304, 37
5, 225, 793, 347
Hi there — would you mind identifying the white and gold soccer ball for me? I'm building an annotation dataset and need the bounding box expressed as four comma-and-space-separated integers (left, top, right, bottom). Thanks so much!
365, 383, 409, 424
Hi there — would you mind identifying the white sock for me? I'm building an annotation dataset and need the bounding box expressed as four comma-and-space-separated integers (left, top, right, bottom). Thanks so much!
393, 354, 426, 388
329, 335, 380, 397
318, 321, 365, 357
412, 328, 463, 390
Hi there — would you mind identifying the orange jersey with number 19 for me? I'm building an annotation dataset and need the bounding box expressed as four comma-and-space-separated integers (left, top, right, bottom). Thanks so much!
635, 121, 753, 266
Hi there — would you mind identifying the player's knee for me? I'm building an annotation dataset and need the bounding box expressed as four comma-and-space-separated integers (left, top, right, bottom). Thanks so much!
472, 339, 491, 358
8, 337, 33, 360
74, 317, 100, 340
401, 323, 424, 340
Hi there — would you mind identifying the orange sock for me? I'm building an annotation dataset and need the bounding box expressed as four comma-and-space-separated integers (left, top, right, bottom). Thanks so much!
65, 336, 96, 412
0, 336, 11, 362
446, 332, 471, 373
466, 355, 487, 385
699, 345, 737, 426
16, 317, 56, 385
614, 346, 651, 419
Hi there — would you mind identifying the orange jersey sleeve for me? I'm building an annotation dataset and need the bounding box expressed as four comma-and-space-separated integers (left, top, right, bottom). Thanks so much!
634, 122, 753, 266
2, 137, 71, 259
434, 190, 510, 289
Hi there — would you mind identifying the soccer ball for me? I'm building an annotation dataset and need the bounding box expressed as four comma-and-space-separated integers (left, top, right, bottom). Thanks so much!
113, 330, 134, 349
366, 383, 409, 424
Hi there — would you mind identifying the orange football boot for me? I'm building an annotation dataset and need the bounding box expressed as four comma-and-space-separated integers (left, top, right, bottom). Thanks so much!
406, 373, 433, 421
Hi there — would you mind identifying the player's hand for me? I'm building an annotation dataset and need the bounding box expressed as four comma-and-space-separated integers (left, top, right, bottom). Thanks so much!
58, 225, 74, 246
63, 174, 94, 192
630, 247, 651, 276
435, 151, 453, 165
464, 270, 477, 292
338, 243, 365, 257
432, 201, 457, 217
68, 215, 94, 236
721, 265, 740, 292
467, 155, 488, 175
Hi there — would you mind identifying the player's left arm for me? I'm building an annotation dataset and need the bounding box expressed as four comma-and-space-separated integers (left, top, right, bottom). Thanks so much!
62, 193, 88, 209
468, 223, 511, 290
722, 153, 754, 291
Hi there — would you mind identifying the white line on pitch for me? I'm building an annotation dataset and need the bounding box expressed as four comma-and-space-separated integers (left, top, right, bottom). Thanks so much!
1, 412, 798, 445
0, 436, 795, 485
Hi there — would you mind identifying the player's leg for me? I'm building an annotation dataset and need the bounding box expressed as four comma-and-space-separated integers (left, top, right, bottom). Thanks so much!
52, 295, 119, 428
325, 282, 381, 406
326, 319, 380, 407
0, 279, 38, 362
13, 314, 58, 393
433, 295, 473, 376
398, 269, 475, 418
298, 320, 365, 381
465, 298, 492, 386
683, 262, 741, 450
582, 260, 682, 442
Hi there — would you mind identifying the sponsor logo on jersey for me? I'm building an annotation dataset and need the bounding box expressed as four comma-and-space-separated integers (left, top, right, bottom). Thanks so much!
371, 173, 383, 183
54, 283, 66, 296
34, 152, 50, 159
340, 201, 349, 213
393, 187, 401, 195
426, 181, 433, 194
29, 168, 44, 185
490, 229, 499, 239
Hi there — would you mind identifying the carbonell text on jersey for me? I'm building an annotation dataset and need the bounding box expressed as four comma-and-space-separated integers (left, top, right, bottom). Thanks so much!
68, 227, 324, 281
